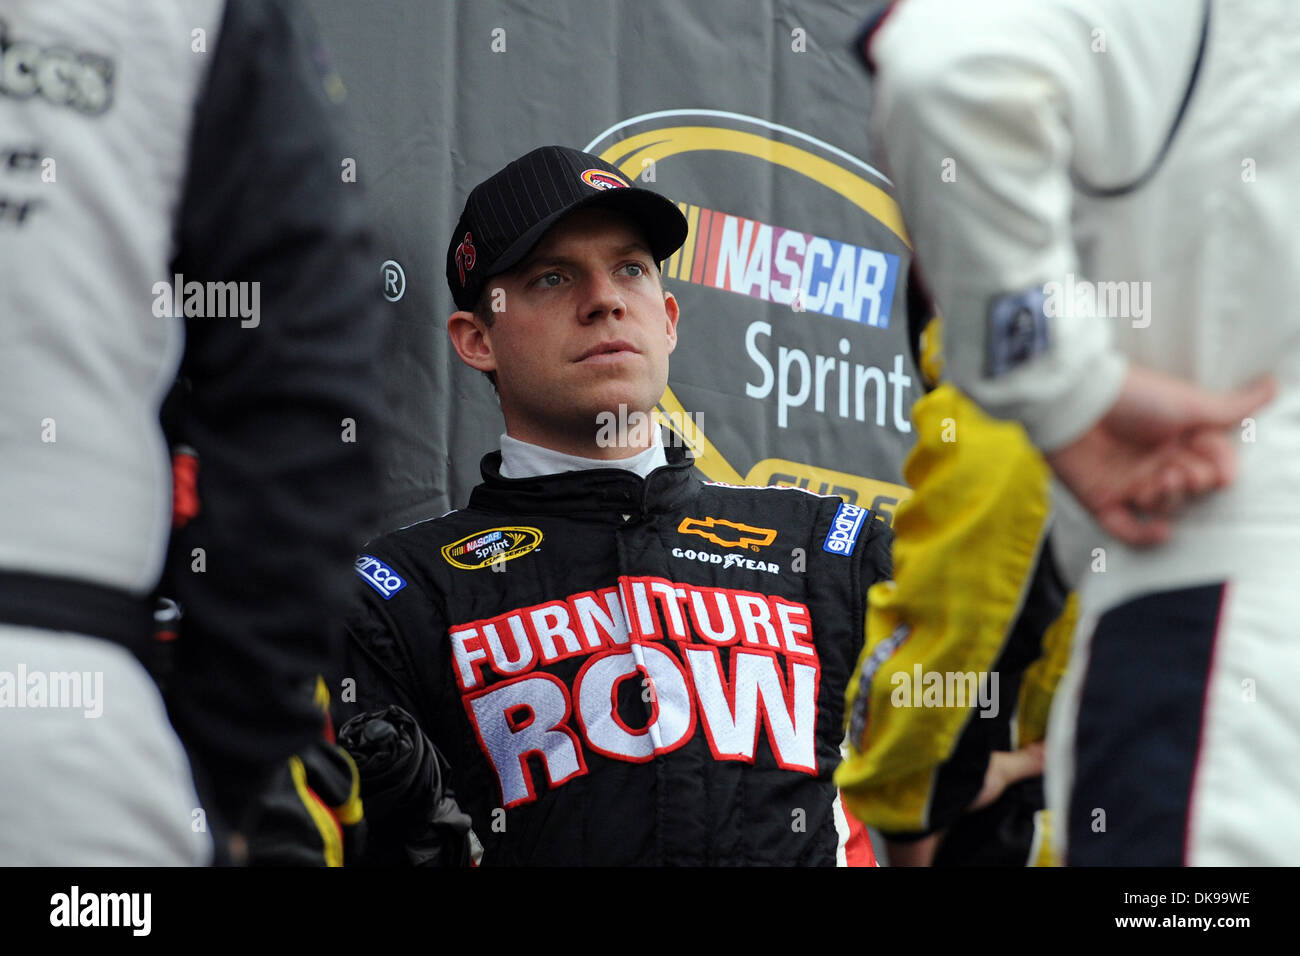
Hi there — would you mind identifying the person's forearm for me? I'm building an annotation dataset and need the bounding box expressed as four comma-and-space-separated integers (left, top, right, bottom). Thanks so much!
885, 833, 943, 867
870, 0, 1195, 449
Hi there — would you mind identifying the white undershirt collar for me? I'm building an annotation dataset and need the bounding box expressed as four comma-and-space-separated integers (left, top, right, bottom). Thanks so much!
499, 429, 668, 480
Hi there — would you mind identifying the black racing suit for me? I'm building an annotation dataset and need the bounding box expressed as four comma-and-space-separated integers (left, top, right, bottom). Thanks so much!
334, 444, 892, 865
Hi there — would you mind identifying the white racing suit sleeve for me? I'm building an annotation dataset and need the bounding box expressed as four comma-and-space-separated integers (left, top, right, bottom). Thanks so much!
869, 0, 1202, 451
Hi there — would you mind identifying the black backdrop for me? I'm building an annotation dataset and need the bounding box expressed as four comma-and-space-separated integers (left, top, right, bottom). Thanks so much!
304, 0, 918, 532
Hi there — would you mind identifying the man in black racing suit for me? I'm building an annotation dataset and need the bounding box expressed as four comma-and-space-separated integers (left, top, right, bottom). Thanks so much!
333, 146, 892, 865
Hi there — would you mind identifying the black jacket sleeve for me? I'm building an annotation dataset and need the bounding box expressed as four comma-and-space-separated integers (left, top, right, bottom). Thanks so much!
333, 578, 432, 729
328, 557, 461, 865
163, 0, 389, 829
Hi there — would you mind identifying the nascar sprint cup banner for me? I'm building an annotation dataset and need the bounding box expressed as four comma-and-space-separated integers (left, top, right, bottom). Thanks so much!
307, 0, 919, 529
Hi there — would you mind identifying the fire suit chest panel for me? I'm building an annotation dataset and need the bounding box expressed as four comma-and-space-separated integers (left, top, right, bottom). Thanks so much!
348, 454, 887, 864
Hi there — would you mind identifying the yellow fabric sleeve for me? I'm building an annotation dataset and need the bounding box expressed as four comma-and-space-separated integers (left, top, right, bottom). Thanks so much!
835, 384, 1055, 832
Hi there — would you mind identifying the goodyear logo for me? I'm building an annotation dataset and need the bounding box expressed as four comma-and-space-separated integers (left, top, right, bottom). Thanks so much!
678, 516, 777, 551
356, 555, 407, 600
822, 502, 867, 556
664, 202, 899, 327
442, 526, 542, 570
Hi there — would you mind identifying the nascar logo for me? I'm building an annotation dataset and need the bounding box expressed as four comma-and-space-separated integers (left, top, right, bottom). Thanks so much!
449, 531, 503, 558
822, 502, 867, 556
441, 526, 543, 570
662, 202, 899, 327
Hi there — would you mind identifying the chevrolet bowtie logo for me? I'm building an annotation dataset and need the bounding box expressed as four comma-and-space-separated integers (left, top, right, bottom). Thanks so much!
677, 517, 778, 551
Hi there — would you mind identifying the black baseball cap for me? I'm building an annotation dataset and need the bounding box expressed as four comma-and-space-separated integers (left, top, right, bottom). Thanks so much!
445, 145, 689, 311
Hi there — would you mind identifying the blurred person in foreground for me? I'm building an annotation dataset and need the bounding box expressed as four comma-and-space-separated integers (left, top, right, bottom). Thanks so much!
837, 273, 1078, 867
841, 0, 1288, 865
0, 0, 386, 863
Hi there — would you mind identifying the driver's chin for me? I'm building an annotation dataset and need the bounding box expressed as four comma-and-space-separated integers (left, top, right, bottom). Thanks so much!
569, 387, 658, 432
584, 375, 656, 409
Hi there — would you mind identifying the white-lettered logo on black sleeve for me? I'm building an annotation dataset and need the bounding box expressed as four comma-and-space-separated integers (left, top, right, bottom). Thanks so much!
822, 501, 868, 556
355, 554, 407, 599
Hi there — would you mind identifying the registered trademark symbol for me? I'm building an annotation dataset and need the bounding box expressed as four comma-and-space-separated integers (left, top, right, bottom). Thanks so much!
381, 259, 406, 302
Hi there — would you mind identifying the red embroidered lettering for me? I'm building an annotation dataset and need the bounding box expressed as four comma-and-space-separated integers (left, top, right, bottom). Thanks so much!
532, 604, 582, 662
464, 673, 587, 807
449, 625, 490, 690
684, 646, 818, 773
772, 597, 816, 657
574, 646, 696, 761
648, 580, 690, 642
483, 619, 534, 674
450, 578, 821, 799
568, 588, 629, 648
686, 587, 740, 645
733, 594, 781, 648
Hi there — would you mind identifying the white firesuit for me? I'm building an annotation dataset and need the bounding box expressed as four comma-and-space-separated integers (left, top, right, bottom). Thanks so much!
871, 0, 1300, 865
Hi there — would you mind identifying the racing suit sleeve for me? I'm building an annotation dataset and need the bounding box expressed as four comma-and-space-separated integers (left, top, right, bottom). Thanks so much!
333, 573, 432, 727
835, 385, 1075, 843
867, 0, 1202, 451
163, 0, 388, 830
245, 679, 367, 867
329, 559, 474, 865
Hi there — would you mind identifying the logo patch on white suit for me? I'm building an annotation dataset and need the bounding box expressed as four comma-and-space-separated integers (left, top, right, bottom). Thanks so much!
355, 554, 407, 600
822, 502, 867, 556
986, 286, 1051, 377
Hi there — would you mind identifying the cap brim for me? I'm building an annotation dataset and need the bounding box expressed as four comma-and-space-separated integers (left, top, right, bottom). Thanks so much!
484, 187, 689, 284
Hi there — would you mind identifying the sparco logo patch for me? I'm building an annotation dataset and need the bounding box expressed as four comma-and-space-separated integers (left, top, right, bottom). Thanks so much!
442, 526, 542, 570
580, 168, 628, 191
450, 575, 821, 807
822, 501, 867, 556
0, 20, 114, 115
355, 555, 407, 600
677, 516, 777, 551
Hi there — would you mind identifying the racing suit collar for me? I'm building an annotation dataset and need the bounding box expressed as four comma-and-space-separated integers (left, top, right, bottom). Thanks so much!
498, 429, 668, 480
470, 440, 698, 519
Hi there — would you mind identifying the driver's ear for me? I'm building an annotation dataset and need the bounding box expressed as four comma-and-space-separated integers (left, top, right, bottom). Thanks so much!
447, 309, 497, 375
663, 290, 680, 352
